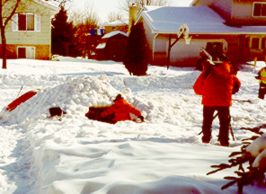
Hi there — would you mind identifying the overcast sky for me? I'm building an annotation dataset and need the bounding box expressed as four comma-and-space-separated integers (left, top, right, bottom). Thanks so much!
68, 0, 193, 23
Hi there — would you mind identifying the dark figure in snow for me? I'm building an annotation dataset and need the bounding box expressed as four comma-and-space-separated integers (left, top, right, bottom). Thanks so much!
100, 94, 144, 123
193, 54, 241, 146
85, 94, 144, 124
255, 66, 266, 99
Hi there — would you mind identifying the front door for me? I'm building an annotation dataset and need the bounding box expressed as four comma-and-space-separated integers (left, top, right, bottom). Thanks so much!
18, 47, 26, 58
17, 46, 35, 59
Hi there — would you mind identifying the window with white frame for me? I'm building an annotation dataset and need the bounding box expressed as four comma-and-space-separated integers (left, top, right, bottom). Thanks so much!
17, 46, 35, 59
253, 2, 266, 17
249, 36, 266, 50
12, 13, 40, 32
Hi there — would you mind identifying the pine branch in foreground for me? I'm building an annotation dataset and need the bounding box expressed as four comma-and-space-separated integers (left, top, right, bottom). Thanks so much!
207, 129, 266, 194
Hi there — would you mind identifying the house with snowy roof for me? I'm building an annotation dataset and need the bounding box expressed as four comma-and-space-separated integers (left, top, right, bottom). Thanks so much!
103, 20, 128, 34
95, 31, 128, 61
2, 0, 57, 60
135, 0, 266, 67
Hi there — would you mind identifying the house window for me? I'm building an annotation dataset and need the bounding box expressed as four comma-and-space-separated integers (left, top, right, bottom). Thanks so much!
18, 13, 34, 31
253, 2, 266, 17
249, 37, 265, 50
18, 47, 26, 58
17, 46, 35, 59
251, 37, 260, 49
262, 37, 266, 49
12, 13, 40, 32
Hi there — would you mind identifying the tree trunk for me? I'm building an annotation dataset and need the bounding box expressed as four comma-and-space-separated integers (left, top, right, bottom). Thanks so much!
0, 0, 22, 69
0, 1, 7, 69
1, 27, 7, 69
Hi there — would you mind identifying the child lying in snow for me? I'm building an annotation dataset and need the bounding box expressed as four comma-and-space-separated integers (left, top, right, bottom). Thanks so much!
85, 94, 144, 124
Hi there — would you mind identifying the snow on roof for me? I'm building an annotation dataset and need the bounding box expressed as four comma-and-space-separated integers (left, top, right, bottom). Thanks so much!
102, 31, 128, 39
103, 19, 128, 26
96, 43, 106, 49
141, 6, 266, 34
34, 0, 58, 11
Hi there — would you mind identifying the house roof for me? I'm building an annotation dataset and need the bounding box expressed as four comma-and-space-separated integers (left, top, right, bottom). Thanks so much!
103, 19, 128, 27
102, 31, 128, 39
34, 0, 59, 11
96, 43, 106, 49
140, 6, 266, 34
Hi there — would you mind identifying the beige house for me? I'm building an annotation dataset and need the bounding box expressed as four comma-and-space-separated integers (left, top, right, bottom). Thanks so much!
2, 0, 57, 60
103, 20, 128, 34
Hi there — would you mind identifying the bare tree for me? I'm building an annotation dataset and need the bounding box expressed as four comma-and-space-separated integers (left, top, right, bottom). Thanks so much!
0, 0, 21, 69
108, 12, 124, 23
136, 0, 168, 7
73, 9, 100, 58
119, 0, 168, 12
68, 1, 99, 26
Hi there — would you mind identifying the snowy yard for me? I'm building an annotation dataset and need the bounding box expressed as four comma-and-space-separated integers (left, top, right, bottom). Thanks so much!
0, 57, 266, 194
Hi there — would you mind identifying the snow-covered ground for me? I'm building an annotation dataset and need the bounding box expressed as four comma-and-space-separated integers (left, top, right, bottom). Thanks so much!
0, 57, 266, 194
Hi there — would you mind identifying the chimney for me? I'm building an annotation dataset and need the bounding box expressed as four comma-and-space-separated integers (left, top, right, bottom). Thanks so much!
128, 3, 139, 32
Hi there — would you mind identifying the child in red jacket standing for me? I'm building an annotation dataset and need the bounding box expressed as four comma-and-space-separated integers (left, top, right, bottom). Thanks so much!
193, 54, 241, 146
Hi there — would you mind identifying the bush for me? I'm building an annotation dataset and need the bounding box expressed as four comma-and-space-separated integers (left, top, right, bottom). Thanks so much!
123, 22, 149, 76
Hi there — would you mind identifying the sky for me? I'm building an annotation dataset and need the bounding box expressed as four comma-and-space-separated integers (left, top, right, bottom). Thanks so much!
68, 0, 193, 23
0, 56, 266, 194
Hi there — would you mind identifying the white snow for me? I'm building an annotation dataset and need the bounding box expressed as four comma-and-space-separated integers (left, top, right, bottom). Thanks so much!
246, 134, 266, 157
102, 31, 128, 39
0, 57, 266, 194
246, 134, 266, 169
141, 6, 266, 34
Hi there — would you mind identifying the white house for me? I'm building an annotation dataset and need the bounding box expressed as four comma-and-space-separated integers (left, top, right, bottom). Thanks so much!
135, 4, 266, 66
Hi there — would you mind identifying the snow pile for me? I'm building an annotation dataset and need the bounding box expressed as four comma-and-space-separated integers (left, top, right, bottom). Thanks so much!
246, 134, 266, 169
0, 76, 119, 125
0, 58, 266, 194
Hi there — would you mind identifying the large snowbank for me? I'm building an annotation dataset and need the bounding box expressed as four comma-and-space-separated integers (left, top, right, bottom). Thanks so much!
0, 58, 266, 194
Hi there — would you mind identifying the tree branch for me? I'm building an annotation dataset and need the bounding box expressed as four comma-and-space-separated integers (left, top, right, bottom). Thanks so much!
3, 0, 21, 27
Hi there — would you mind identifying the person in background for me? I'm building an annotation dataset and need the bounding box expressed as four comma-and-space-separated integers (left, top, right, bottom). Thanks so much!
255, 66, 266, 99
193, 51, 241, 146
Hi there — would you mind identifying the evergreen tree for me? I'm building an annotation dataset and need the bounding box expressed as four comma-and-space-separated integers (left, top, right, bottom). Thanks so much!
123, 22, 148, 76
51, 6, 74, 56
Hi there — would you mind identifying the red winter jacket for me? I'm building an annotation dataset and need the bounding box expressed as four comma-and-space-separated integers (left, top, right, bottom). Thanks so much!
100, 96, 142, 123
193, 62, 241, 107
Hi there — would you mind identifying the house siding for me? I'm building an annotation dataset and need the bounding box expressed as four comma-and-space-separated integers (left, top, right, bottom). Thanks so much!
231, 0, 266, 25
210, 0, 266, 26
142, 21, 156, 63
6, 14, 52, 45
104, 25, 128, 34
149, 33, 266, 67
5, 44, 50, 59
105, 34, 128, 61
198, 0, 266, 25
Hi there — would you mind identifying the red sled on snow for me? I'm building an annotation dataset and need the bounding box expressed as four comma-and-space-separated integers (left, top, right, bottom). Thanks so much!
6, 90, 37, 112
